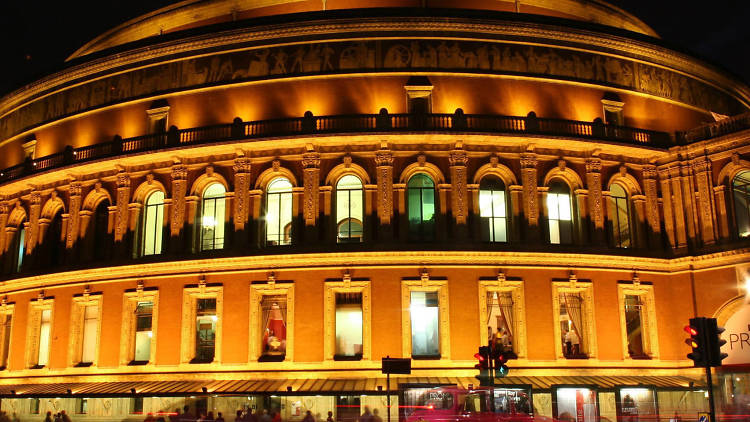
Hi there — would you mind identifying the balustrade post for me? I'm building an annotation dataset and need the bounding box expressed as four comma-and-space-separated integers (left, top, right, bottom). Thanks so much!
231, 117, 244, 138
376, 108, 391, 130
167, 125, 180, 147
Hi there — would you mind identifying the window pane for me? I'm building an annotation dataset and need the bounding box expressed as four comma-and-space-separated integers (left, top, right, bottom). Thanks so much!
195, 299, 216, 362
266, 178, 293, 245
261, 295, 287, 357
486, 291, 513, 352
733, 171, 750, 238
559, 293, 584, 358
1, 314, 11, 368
143, 191, 164, 256
410, 291, 439, 357
335, 293, 363, 356
421, 188, 435, 222
549, 220, 560, 244
547, 194, 559, 219
134, 301, 153, 361
38, 309, 51, 366
81, 305, 98, 363
479, 190, 493, 217
16, 227, 25, 272
493, 217, 507, 242
624, 295, 645, 357
493, 191, 506, 218
558, 194, 572, 220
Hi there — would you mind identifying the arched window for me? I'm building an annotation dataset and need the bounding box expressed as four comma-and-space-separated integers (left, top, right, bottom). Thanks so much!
407, 173, 436, 241
336, 175, 364, 243
479, 176, 508, 242
92, 199, 110, 261
41, 211, 63, 267
609, 184, 631, 248
266, 178, 293, 246
199, 183, 226, 251
141, 191, 165, 256
11, 224, 25, 273
733, 170, 750, 238
547, 181, 573, 245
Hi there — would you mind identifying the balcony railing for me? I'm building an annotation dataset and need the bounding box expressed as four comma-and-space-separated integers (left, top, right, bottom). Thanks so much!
0, 111, 673, 185
679, 111, 750, 143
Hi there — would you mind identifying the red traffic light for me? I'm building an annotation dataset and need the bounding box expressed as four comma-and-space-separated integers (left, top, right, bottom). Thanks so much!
474, 353, 485, 362
684, 325, 698, 336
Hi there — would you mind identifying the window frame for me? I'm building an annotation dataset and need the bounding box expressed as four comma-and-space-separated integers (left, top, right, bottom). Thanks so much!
69, 292, 103, 367
478, 176, 509, 243
120, 287, 159, 366
478, 276, 527, 359
732, 170, 750, 239
140, 190, 165, 256
249, 279, 295, 362
406, 173, 437, 242
551, 278, 597, 360
25, 296, 54, 369
546, 181, 574, 245
617, 281, 659, 360
335, 175, 365, 243
608, 183, 632, 248
199, 183, 227, 251
401, 274, 450, 360
265, 177, 294, 246
0, 302, 14, 370
180, 283, 223, 364
324, 277, 371, 361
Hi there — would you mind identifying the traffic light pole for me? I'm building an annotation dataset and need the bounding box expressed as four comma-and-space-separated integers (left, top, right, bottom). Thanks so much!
705, 365, 716, 422
488, 339, 495, 388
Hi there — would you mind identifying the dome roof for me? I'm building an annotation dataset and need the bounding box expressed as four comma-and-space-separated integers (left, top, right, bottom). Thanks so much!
68, 0, 658, 60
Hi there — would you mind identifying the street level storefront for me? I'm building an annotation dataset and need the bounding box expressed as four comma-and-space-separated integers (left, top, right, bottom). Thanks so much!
0, 376, 708, 422
717, 293, 750, 419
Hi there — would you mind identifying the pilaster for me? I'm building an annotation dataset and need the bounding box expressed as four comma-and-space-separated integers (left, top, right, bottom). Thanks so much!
302, 153, 321, 244
641, 165, 661, 248
449, 148, 469, 240
375, 147, 394, 240
66, 182, 82, 250
713, 185, 729, 240
0, 203, 8, 253
691, 157, 716, 246
27, 192, 41, 256
115, 171, 131, 243
520, 153, 539, 241
585, 158, 604, 245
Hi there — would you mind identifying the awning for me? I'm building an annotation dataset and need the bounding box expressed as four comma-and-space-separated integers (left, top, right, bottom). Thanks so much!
0, 375, 701, 398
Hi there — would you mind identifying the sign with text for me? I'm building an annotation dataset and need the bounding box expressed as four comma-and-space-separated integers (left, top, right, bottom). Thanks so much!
720, 304, 750, 365
382, 357, 412, 374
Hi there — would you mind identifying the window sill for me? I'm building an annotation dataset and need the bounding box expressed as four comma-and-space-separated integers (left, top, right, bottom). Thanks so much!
412, 354, 441, 360
333, 354, 363, 361
628, 354, 651, 360
258, 355, 285, 362
128, 360, 150, 366
75, 362, 93, 367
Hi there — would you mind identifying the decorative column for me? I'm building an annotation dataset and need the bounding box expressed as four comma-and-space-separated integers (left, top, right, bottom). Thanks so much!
170, 164, 188, 252
664, 166, 687, 249
574, 188, 589, 246
302, 152, 321, 243
66, 182, 82, 250
641, 165, 662, 249
27, 191, 41, 257
631, 195, 647, 248
585, 158, 605, 245
520, 153, 539, 241
375, 146, 394, 240
0, 202, 8, 254
232, 156, 252, 247
678, 163, 698, 248
115, 171, 132, 257
291, 186, 304, 246
691, 157, 716, 246
713, 185, 730, 240
657, 168, 676, 248
449, 146, 469, 241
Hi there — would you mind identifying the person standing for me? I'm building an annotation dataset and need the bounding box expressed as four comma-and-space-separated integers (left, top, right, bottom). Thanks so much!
44, 412, 53, 422
260, 410, 271, 422
325, 411, 333, 422
371, 409, 382, 422
358, 407, 372, 422
302, 411, 314, 422
271, 411, 281, 422
60, 410, 71, 422
215, 412, 224, 422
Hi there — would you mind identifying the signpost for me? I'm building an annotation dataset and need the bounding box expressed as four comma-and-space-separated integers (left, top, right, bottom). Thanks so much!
381, 357, 411, 422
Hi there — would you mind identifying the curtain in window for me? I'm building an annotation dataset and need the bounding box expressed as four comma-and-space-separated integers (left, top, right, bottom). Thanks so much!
563, 293, 584, 346
261, 295, 287, 356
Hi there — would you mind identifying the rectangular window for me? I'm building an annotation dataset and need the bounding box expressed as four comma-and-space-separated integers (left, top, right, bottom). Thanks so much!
37, 309, 52, 367
479, 189, 507, 242
486, 291, 514, 354
0, 313, 12, 369
335, 293, 363, 358
76, 398, 88, 414
130, 397, 144, 414
80, 305, 99, 364
30, 398, 40, 415
410, 291, 439, 358
547, 193, 572, 244
559, 293, 586, 359
134, 301, 153, 362
261, 295, 287, 359
194, 298, 217, 363
624, 295, 646, 358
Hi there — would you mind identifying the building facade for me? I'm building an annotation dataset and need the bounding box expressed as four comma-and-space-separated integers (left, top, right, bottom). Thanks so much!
0, 1, 749, 421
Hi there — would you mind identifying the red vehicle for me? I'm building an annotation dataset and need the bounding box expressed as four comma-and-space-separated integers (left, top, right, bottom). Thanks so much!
402, 386, 554, 422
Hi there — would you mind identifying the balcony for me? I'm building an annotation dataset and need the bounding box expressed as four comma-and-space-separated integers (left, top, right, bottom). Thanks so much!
0, 110, 672, 185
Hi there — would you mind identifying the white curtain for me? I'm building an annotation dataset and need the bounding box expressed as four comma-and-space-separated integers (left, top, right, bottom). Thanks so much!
563, 293, 584, 347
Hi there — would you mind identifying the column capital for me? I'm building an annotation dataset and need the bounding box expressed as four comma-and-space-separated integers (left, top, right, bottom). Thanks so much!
585, 158, 602, 173
233, 157, 252, 173
520, 153, 537, 169
691, 157, 711, 173
375, 149, 394, 167
171, 164, 188, 180
449, 149, 468, 167
302, 152, 321, 169
116, 171, 131, 188
641, 165, 658, 179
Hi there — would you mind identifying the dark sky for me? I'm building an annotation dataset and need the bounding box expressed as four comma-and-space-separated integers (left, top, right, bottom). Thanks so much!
0, 1, 749, 97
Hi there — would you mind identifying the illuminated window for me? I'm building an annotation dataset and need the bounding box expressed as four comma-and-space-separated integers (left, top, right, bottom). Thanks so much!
37, 309, 52, 367
547, 181, 573, 245
609, 184, 631, 248
194, 298, 217, 363
335, 293, 363, 358
130, 397, 144, 415
30, 398, 40, 414
266, 178, 293, 246
134, 301, 153, 362
80, 305, 99, 364
336, 175, 364, 243
559, 292, 587, 359
200, 183, 226, 251
11, 224, 25, 273
733, 170, 750, 239
141, 191, 165, 256
479, 176, 507, 242
618, 282, 658, 360
407, 174, 436, 241
75, 398, 88, 414
410, 291, 440, 358
486, 291, 514, 354
261, 295, 288, 360
624, 295, 645, 357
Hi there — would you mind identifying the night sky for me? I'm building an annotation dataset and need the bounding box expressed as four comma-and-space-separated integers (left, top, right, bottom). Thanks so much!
0, 1, 749, 99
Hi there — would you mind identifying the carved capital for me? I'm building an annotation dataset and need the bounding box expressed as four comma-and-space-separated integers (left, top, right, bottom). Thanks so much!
171, 164, 188, 180
116, 172, 131, 188
691, 157, 711, 173
233, 157, 251, 173
30, 191, 42, 206
520, 153, 537, 169
449, 149, 468, 167
585, 158, 602, 173
302, 152, 321, 169
642, 165, 658, 179
69, 181, 82, 197
375, 150, 394, 167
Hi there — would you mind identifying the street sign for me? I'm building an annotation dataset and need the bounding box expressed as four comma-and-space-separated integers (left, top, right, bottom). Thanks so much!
697, 412, 708, 422
381, 357, 411, 374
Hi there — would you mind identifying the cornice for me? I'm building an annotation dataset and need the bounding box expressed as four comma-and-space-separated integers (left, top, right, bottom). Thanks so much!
1, 16, 747, 120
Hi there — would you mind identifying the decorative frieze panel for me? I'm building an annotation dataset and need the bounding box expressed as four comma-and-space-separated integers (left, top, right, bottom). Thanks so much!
302, 152, 321, 227
520, 153, 539, 227
1, 36, 742, 142
170, 165, 188, 237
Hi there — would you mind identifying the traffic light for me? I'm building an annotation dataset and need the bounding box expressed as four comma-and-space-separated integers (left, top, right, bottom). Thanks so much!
493, 352, 509, 378
474, 346, 491, 386
685, 317, 708, 367
706, 318, 728, 367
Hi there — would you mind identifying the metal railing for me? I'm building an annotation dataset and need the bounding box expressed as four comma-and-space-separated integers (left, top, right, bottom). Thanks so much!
679, 111, 750, 143
0, 111, 673, 185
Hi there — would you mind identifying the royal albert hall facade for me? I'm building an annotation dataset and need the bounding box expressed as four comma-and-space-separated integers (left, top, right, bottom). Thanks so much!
0, 1, 749, 421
